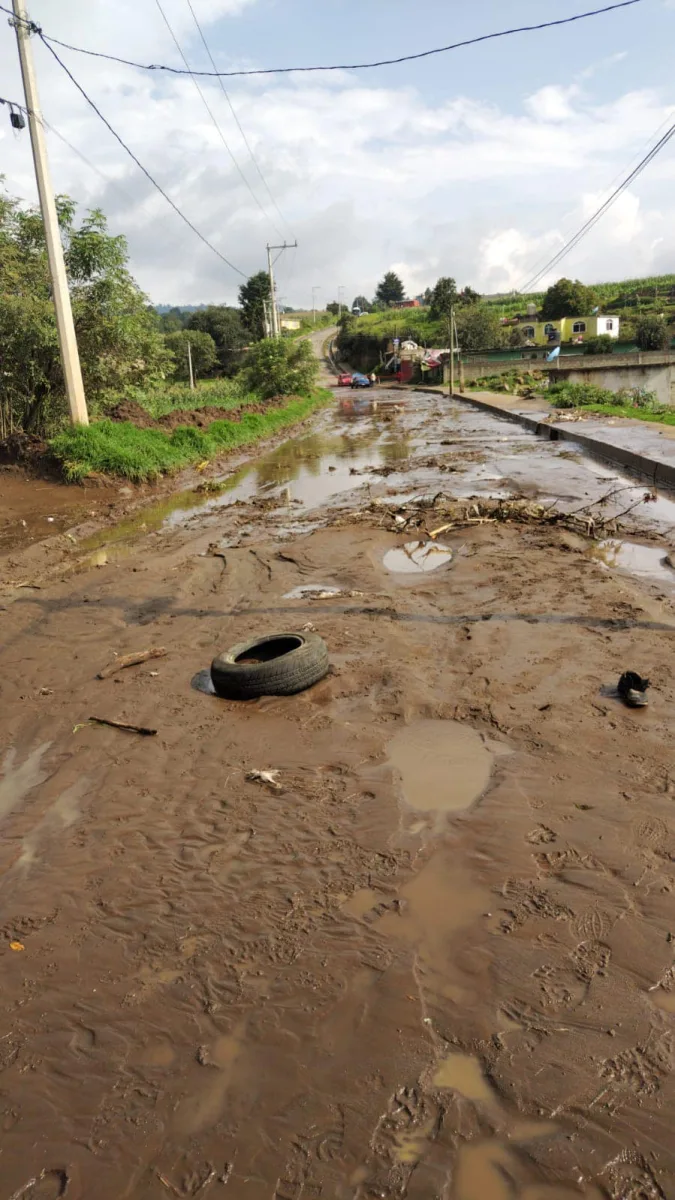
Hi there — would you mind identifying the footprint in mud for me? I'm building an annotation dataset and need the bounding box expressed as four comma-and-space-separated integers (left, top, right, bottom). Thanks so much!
499, 878, 573, 932
571, 906, 613, 942
570, 939, 611, 983
601, 1151, 666, 1200
601, 1032, 674, 1097
633, 816, 670, 853
526, 825, 557, 845
274, 1110, 345, 1200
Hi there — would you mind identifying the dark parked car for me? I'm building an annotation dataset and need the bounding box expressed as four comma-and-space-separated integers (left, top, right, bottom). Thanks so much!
350, 372, 372, 389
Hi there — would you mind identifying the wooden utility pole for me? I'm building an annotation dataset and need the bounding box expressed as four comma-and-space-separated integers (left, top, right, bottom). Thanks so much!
266, 241, 297, 337
12, 0, 89, 425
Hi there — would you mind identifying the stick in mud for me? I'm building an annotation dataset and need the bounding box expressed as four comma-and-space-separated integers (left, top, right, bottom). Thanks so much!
88, 717, 158, 736
97, 648, 167, 679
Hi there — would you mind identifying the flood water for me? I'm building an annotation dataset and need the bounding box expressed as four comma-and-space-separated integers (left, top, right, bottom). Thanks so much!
387, 720, 493, 812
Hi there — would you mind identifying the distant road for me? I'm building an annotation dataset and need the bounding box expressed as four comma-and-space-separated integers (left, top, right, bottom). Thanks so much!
305, 325, 339, 384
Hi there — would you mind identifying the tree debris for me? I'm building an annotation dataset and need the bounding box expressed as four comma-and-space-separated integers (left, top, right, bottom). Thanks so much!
97, 648, 167, 679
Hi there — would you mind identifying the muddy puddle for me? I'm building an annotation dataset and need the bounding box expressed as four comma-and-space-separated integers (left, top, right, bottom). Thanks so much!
383, 540, 454, 574
589, 537, 675, 590
387, 720, 494, 812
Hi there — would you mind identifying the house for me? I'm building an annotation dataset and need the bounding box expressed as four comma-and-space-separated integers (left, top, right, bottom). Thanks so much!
517, 314, 620, 346
391, 299, 421, 309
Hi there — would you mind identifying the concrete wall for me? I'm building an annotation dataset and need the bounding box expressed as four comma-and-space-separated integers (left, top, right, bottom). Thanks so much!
554, 354, 675, 406
458, 350, 675, 404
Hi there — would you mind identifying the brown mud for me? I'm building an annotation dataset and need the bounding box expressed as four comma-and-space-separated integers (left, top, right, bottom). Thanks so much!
1, 388, 675, 1197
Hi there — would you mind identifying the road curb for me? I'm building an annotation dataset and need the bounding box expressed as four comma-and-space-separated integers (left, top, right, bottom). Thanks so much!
451, 392, 675, 492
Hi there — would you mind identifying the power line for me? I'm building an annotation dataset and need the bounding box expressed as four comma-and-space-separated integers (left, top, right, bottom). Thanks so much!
519, 116, 675, 293
153, 0, 283, 238
520, 106, 675, 290
184, 0, 292, 235
3, 1, 644, 79
39, 37, 247, 277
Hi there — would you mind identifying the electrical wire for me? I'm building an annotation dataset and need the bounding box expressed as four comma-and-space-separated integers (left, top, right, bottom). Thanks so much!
519, 116, 675, 292
184, 0, 292, 235
153, 0, 284, 238
39, 37, 247, 277
4, 1, 644, 79
521, 105, 675, 289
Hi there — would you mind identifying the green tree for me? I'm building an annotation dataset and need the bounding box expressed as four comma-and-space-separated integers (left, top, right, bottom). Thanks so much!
634, 314, 671, 351
165, 329, 217, 381
238, 270, 271, 341
326, 301, 341, 316
540, 278, 599, 321
186, 305, 248, 374
429, 276, 457, 320
242, 337, 319, 400
455, 305, 504, 353
0, 186, 170, 435
375, 271, 405, 306
352, 295, 372, 313
159, 307, 188, 333
458, 285, 480, 306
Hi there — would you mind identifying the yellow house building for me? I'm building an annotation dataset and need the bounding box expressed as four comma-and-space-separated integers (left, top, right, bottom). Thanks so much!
519, 314, 620, 346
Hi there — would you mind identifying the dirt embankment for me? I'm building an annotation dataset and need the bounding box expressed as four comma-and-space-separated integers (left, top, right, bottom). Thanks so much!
106, 397, 284, 430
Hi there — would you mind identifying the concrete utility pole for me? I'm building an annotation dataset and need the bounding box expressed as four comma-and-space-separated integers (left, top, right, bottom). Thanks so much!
312, 286, 321, 325
338, 285, 345, 319
266, 241, 297, 337
12, 0, 89, 426
187, 340, 195, 391
448, 306, 455, 397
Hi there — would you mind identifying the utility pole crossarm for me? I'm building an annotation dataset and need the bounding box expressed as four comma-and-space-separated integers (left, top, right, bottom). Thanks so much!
12, 0, 89, 425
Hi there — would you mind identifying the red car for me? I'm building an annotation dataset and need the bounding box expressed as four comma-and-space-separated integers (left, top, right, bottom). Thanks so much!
337, 373, 352, 387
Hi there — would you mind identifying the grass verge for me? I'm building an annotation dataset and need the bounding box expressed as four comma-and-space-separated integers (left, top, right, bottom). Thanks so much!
107, 378, 246, 419
558, 402, 675, 426
51, 389, 333, 482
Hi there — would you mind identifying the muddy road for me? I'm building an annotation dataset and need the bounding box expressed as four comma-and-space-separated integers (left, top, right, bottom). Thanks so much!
2, 389, 675, 1199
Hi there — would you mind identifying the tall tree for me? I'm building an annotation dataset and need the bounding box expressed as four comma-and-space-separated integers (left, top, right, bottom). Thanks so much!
540, 278, 599, 321
186, 305, 248, 375
429, 276, 457, 320
238, 270, 272, 341
352, 295, 372, 313
0, 186, 170, 435
375, 271, 405, 306
455, 305, 504, 353
458, 285, 480, 306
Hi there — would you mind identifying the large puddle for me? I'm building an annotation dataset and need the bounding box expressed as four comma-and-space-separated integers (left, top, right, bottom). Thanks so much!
589, 538, 675, 590
387, 720, 493, 812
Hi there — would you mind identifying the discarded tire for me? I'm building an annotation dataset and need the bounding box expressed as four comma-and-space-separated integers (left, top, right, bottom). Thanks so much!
210, 631, 329, 700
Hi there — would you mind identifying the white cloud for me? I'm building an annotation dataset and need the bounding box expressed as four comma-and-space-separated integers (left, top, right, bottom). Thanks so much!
1, 6, 673, 305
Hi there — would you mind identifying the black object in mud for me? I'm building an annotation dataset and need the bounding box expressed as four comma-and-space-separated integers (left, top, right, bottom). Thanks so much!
210, 632, 329, 700
617, 670, 650, 708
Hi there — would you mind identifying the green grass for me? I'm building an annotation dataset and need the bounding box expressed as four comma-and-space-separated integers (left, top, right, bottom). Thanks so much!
557, 402, 675, 426
51, 389, 333, 482
110, 377, 246, 419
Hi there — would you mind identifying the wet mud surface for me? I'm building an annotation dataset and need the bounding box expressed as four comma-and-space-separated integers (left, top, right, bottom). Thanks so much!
2, 389, 675, 1197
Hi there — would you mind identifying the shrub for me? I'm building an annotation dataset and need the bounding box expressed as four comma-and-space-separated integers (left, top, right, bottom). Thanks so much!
583, 335, 615, 355
241, 337, 319, 400
635, 314, 671, 351
549, 381, 615, 408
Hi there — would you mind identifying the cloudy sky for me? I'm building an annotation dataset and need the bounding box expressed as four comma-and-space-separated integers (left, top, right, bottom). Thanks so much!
1, 0, 674, 308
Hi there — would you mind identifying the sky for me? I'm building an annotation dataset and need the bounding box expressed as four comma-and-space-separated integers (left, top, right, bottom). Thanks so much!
1, 0, 674, 308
